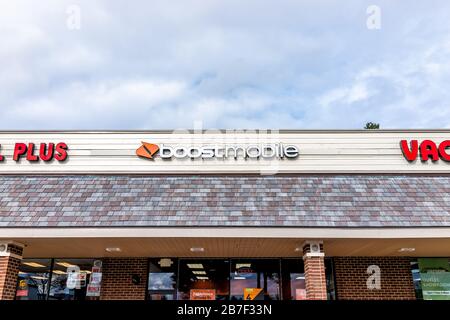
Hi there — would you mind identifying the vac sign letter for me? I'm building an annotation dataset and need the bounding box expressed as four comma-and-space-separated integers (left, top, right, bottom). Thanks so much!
400, 140, 450, 162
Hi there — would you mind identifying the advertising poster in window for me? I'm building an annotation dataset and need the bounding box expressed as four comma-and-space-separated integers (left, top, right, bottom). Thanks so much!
86, 283, 101, 297
295, 288, 307, 300
244, 288, 264, 300
418, 258, 450, 300
189, 289, 216, 300
16, 279, 29, 297
90, 272, 102, 284
86, 261, 103, 297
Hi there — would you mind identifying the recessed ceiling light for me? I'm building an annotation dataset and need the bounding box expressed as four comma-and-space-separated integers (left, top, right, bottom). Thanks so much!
192, 270, 206, 275
52, 270, 67, 275
187, 263, 204, 269
158, 259, 173, 267
398, 247, 416, 252
196, 276, 209, 280
294, 247, 302, 252
56, 262, 76, 268
105, 247, 122, 252
23, 262, 46, 268
190, 247, 205, 252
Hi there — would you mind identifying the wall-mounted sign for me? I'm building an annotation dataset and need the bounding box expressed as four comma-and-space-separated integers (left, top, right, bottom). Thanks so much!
136, 141, 299, 160
401, 140, 450, 162
1, 132, 450, 173
189, 289, 216, 300
0, 142, 68, 162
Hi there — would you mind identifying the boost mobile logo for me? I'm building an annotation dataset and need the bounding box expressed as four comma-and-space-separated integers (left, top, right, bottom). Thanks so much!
136, 142, 160, 159
136, 141, 299, 160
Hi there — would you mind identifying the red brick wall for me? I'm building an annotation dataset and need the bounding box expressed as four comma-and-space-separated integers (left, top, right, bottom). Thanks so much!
333, 257, 416, 300
100, 258, 148, 300
0, 256, 22, 300
304, 256, 327, 300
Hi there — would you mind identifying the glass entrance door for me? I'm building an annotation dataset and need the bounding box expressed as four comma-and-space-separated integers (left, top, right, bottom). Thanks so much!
178, 259, 230, 300
148, 258, 178, 300
230, 259, 281, 300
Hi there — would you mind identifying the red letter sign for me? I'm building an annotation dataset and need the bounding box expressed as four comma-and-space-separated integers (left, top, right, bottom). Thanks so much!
39, 143, 55, 161
13, 143, 27, 161
438, 140, 450, 161
420, 140, 439, 161
54, 142, 68, 161
400, 140, 418, 161
12, 142, 68, 162
26, 143, 39, 161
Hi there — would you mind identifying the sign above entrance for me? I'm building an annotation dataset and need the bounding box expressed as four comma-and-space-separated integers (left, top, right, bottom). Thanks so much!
0, 142, 68, 163
136, 141, 299, 160
0, 130, 450, 174
136, 142, 159, 159
400, 140, 450, 162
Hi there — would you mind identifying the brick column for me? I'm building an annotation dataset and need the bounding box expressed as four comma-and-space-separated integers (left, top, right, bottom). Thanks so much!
100, 258, 148, 300
302, 241, 327, 300
0, 242, 24, 300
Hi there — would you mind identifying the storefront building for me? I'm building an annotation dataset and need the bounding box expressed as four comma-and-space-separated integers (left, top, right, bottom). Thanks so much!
0, 130, 449, 300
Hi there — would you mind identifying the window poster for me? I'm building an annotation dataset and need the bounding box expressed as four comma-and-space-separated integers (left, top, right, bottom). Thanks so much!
244, 288, 264, 300
189, 289, 216, 300
295, 288, 307, 300
418, 258, 450, 300
86, 260, 103, 297
16, 279, 29, 297
86, 283, 101, 297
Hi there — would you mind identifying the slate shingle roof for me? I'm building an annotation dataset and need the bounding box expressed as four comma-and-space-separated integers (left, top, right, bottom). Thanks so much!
0, 175, 449, 227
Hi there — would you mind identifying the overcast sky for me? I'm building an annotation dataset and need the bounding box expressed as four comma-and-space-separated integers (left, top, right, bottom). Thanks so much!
1, 1, 450, 130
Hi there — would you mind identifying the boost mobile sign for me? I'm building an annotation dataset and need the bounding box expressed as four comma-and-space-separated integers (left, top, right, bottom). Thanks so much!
136, 141, 299, 160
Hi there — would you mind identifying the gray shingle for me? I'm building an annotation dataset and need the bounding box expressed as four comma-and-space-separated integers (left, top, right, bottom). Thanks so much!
0, 175, 449, 227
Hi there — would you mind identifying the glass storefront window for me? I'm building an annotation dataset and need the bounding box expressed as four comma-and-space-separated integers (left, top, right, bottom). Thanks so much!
325, 258, 336, 300
49, 259, 102, 300
411, 257, 450, 300
178, 259, 229, 300
17, 257, 337, 300
15, 259, 52, 300
281, 259, 305, 300
148, 258, 178, 300
230, 259, 280, 300
411, 260, 423, 299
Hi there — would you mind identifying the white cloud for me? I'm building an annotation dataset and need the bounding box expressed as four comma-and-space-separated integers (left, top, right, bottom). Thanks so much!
318, 83, 371, 107
1, 1, 450, 129
3, 79, 186, 128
